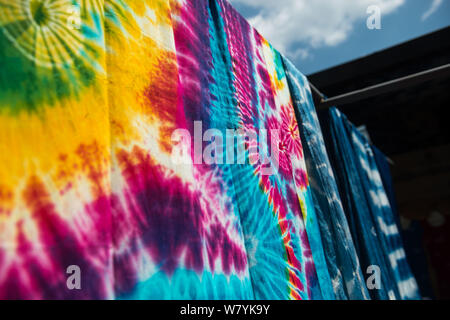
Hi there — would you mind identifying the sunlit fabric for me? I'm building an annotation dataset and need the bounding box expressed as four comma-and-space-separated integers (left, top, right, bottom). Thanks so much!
215, 0, 329, 300
0, 0, 420, 301
320, 108, 421, 300
0, 0, 335, 299
282, 58, 370, 300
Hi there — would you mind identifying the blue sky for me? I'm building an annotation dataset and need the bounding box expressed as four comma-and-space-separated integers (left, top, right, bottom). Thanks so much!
229, 0, 450, 74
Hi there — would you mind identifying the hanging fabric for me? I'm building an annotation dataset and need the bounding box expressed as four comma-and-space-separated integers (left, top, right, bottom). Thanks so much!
0, 0, 334, 299
319, 107, 421, 300
282, 58, 370, 300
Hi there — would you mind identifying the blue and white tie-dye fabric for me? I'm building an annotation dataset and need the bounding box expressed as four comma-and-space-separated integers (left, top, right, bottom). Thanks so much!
320, 107, 421, 300
373, 146, 425, 298
282, 57, 370, 300
367, 148, 421, 300
320, 108, 397, 300
372, 146, 401, 227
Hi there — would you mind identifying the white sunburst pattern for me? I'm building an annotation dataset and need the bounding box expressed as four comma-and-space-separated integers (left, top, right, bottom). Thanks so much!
0, 0, 102, 69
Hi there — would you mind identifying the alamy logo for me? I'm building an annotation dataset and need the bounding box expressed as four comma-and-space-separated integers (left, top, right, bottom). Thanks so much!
366, 265, 381, 290
171, 121, 280, 176
367, 5, 382, 30
66, 265, 81, 290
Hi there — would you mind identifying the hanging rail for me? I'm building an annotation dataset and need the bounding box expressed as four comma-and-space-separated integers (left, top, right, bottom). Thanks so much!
311, 63, 450, 110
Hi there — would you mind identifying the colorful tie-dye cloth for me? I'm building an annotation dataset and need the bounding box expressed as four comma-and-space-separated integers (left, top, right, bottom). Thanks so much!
319, 108, 421, 300
282, 58, 370, 300
0, 0, 337, 299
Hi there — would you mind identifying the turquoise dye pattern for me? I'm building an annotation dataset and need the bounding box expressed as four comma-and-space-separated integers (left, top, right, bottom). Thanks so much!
272, 51, 335, 300
119, 269, 254, 299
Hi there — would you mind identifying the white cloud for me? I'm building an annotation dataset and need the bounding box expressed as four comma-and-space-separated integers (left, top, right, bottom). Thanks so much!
291, 48, 310, 60
229, 0, 405, 60
421, 0, 443, 21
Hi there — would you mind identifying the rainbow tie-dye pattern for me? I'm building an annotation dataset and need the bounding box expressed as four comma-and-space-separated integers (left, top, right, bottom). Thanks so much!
0, 0, 336, 299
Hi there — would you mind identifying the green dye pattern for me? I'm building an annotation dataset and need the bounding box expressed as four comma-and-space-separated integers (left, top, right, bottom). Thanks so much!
272, 47, 286, 83
0, 31, 98, 114
0, 0, 140, 115
0, 4, 103, 114
30, 0, 50, 26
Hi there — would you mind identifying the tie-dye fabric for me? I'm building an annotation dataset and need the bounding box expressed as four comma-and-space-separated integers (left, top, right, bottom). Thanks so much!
0, 0, 113, 299
0, 0, 336, 299
107, 0, 255, 300
365, 147, 420, 299
319, 108, 421, 300
372, 146, 401, 227
216, 0, 334, 299
372, 146, 427, 298
282, 58, 370, 300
